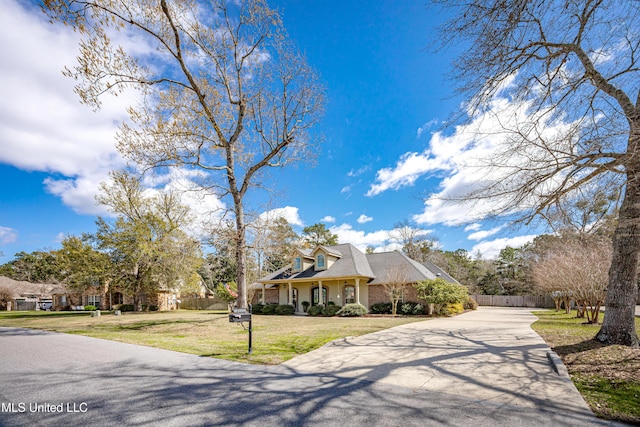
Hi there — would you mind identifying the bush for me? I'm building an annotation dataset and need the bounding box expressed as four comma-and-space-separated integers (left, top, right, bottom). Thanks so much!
322, 304, 341, 317
445, 303, 465, 316
251, 304, 265, 314
398, 301, 420, 315
307, 305, 324, 316
261, 304, 278, 315
416, 278, 469, 317
370, 302, 392, 314
84, 305, 97, 311
0, 286, 13, 310
149, 305, 159, 311
412, 303, 424, 315
464, 298, 479, 310
337, 303, 368, 317
119, 304, 135, 312
275, 304, 295, 315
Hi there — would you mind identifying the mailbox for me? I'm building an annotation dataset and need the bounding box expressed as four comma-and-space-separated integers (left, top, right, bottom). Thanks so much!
229, 312, 252, 323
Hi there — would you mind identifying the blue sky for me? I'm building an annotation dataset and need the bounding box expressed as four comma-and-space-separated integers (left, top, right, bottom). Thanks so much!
0, 0, 540, 264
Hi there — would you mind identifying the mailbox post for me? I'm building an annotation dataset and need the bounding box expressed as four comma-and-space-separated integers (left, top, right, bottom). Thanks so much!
228, 304, 252, 354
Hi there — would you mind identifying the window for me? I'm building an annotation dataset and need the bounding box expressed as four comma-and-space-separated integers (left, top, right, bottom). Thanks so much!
344, 286, 355, 304
112, 292, 124, 305
87, 295, 101, 307
316, 254, 325, 269
294, 257, 302, 271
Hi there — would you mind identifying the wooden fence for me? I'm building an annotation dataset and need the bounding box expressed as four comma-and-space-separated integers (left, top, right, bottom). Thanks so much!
471, 294, 555, 308
180, 297, 227, 310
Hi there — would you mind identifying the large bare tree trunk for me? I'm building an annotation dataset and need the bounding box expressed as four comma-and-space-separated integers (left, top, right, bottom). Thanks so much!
596, 160, 640, 346
234, 196, 248, 309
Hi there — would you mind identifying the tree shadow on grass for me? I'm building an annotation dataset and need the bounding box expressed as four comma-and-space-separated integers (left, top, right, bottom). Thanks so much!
553, 339, 605, 357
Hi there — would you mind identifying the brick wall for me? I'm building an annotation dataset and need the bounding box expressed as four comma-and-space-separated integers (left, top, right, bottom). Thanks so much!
252, 289, 279, 304
367, 284, 420, 307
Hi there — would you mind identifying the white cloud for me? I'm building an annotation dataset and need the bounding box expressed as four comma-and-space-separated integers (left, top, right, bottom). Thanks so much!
0, 1, 136, 215
258, 206, 304, 227
464, 223, 482, 232
340, 185, 352, 195
366, 151, 449, 197
329, 223, 390, 252
347, 166, 369, 177
408, 95, 578, 227
0, 227, 18, 245
320, 216, 336, 223
471, 235, 537, 259
357, 214, 373, 224
467, 226, 504, 241
417, 119, 438, 139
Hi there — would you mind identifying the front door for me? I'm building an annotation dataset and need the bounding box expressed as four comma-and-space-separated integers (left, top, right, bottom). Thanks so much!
292, 288, 299, 312
312, 286, 327, 306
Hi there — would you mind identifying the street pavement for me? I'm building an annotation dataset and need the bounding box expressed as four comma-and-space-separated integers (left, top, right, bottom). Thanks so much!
0, 308, 625, 426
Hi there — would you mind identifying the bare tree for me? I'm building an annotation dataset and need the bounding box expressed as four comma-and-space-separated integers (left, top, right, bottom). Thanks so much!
380, 266, 411, 317
388, 220, 437, 262
44, 0, 325, 309
438, 0, 640, 345
532, 236, 611, 324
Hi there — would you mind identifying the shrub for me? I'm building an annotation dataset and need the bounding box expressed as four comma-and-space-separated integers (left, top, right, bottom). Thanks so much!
0, 286, 13, 310
445, 303, 465, 316
251, 304, 265, 314
119, 304, 135, 312
370, 302, 392, 314
337, 303, 368, 317
322, 304, 341, 317
307, 305, 324, 316
464, 297, 479, 311
84, 305, 97, 311
416, 278, 469, 316
301, 301, 310, 312
412, 303, 424, 315
261, 304, 278, 315
275, 304, 295, 315
149, 305, 159, 311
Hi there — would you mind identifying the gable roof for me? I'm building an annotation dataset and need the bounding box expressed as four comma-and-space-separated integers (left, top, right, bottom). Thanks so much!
258, 244, 458, 286
260, 244, 373, 282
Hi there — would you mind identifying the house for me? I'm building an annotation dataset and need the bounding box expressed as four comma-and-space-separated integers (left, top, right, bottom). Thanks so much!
0, 276, 65, 311
255, 243, 459, 313
52, 286, 180, 311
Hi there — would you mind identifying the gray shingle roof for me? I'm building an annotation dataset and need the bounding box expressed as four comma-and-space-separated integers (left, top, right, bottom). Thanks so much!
366, 251, 439, 284
258, 244, 458, 286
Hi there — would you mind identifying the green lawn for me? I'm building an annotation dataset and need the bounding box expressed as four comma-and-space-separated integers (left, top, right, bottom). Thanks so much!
532, 310, 640, 425
0, 310, 423, 364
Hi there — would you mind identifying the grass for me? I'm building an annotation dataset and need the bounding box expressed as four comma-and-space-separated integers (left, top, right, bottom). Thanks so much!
532, 309, 640, 425
0, 310, 423, 365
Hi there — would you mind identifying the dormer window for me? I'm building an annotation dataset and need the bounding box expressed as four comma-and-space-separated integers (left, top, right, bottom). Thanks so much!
316, 254, 325, 269
294, 257, 302, 271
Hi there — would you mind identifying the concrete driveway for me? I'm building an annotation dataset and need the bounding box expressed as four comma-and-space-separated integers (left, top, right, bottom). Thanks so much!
0, 308, 620, 426
283, 307, 591, 410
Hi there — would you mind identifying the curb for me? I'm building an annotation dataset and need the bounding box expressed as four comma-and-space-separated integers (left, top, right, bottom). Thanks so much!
546, 350, 569, 377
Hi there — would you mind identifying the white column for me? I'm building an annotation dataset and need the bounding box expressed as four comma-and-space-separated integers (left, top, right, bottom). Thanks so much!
261, 284, 266, 304
318, 281, 324, 305
288, 282, 293, 305
355, 278, 361, 304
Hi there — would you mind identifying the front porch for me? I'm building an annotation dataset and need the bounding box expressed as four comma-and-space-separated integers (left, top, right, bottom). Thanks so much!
254, 278, 369, 313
